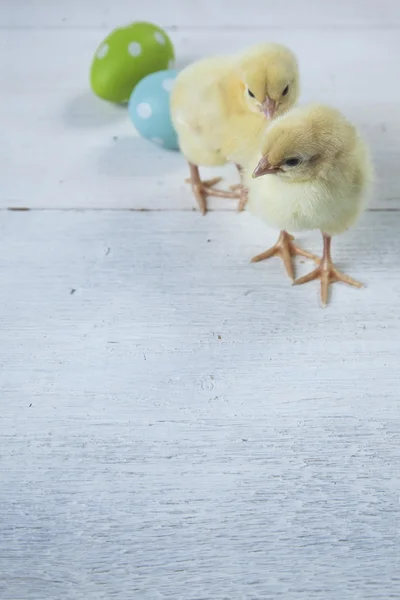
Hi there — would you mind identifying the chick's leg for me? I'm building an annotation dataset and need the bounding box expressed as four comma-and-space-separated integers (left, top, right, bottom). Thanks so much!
294, 234, 363, 306
231, 164, 248, 212
251, 230, 318, 281
188, 163, 239, 215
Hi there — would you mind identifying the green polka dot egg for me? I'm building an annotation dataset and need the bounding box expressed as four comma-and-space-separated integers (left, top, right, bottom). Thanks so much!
90, 21, 175, 104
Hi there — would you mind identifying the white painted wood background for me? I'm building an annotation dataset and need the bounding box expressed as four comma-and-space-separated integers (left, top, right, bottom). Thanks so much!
1, 2, 400, 599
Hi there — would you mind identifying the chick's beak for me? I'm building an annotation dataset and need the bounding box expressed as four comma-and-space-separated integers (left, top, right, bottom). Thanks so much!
262, 96, 276, 119
252, 155, 280, 178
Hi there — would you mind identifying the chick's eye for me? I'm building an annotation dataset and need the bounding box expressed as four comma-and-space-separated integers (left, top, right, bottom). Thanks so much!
284, 157, 301, 167
248, 89, 255, 98
282, 85, 289, 97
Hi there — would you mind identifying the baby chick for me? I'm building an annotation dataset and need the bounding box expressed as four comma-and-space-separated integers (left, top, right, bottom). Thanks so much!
170, 43, 299, 214
244, 104, 373, 306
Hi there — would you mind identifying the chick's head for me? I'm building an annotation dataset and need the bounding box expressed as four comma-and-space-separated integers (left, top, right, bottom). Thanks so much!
237, 43, 299, 120
253, 104, 358, 182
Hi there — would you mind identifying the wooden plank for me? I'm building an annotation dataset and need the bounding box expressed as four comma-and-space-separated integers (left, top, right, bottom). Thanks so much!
1, 209, 400, 599
1, 0, 399, 29
0, 210, 399, 387
1, 27, 399, 210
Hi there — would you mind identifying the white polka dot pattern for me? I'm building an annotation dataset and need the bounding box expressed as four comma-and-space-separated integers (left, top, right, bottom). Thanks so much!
162, 78, 175, 92
96, 43, 109, 59
136, 103, 152, 119
154, 32, 166, 45
128, 42, 142, 57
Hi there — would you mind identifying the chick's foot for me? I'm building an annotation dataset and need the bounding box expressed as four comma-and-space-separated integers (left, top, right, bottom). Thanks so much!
229, 184, 248, 212
294, 234, 363, 306
251, 230, 318, 281
188, 163, 239, 215
235, 164, 248, 212
238, 186, 249, 212
185, 176, 222, 188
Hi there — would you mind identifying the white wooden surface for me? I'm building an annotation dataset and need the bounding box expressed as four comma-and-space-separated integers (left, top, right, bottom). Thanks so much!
1, 2, 400, 599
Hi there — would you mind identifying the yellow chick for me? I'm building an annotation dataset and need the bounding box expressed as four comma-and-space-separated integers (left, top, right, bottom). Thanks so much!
170, 43, 299, 214
244, 104, 373, 306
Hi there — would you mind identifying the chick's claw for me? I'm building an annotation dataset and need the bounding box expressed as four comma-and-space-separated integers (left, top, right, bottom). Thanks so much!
294, 261, 363, 307
191, 181, 241, 215
185, 176, 222, 188
251, 230, 318, 281
185, 175, 222, 215
234, 164, 249, 212
187, 163, 240, 215
294, 234, 363, 306
237, 187, 248, 212
228, 185, 248, 212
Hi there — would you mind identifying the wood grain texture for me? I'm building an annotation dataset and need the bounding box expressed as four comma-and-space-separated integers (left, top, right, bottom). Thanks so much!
2, 1, 400, 597
1, 210, 400, 599
2, 0, 400, 29
1, 27, 399, 209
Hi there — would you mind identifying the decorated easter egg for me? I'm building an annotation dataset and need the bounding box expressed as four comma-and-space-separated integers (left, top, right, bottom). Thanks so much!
90, 22, 175, 104
128, 69, 179, 150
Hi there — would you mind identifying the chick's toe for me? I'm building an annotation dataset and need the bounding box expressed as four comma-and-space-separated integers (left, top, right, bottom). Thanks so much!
251, 230, 318, 281
294, 235, 363, 305
295, 263, 363, 307
187, 163, 241, 215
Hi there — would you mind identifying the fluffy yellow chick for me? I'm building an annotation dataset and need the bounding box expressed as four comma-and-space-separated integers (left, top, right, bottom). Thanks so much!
170, 43, 299, 214
244, 104, 373, 306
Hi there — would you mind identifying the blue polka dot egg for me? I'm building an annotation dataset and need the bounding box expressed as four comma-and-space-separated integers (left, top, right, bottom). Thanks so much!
128, 69, 179, 150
